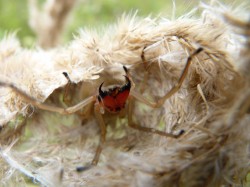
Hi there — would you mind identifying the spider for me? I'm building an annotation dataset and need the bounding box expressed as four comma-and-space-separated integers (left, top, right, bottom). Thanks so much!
0, 47, 203, 171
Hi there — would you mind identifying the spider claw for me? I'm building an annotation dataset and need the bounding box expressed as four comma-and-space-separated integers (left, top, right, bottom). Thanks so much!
62, 72, 68, 77
123, 66, 128, 73
173, 129, 185, 138
196, 47, 203, 54
62, 72, 72, 83
76, 164, 93, 172
177, 129, 185, 137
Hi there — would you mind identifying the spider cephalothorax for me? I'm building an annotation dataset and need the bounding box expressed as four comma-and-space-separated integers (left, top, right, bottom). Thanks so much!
98, 74, 131, 113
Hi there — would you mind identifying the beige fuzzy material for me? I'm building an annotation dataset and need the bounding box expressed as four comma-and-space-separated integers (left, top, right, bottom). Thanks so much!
0, 2, 249, 187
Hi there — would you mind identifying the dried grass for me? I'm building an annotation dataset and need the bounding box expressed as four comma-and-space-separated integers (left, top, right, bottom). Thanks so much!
0, 2, 249, 187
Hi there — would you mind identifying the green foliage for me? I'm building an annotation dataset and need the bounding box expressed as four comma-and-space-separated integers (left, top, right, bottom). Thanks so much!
0, 1, 35, 46
66, 0, 195, 40
0, 0, 244, 47
0, 0, 196, 47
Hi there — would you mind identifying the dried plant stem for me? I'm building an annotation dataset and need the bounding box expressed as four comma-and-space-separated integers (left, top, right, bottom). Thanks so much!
28, 0, 77, 48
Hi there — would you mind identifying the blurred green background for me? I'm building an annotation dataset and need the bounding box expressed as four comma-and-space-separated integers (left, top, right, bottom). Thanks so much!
0, 0, 200, 47
0, 0, 247, 48
0, 0, 244, 47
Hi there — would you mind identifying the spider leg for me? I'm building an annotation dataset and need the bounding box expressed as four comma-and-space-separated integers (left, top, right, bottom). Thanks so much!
127, 97, 183, 138
0, 81, 95, 114
91, 103, 107, 165
126, 48, 203, 138
62, 72, 93, 122
139, 46, 150, 93
131, 47, 203, 108
76, 103, 106, 172
62, 72, 73, 104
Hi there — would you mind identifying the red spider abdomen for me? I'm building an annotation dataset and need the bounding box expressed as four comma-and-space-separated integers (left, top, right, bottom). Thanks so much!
98, 71, 131, 113
102, 89, 129, 112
